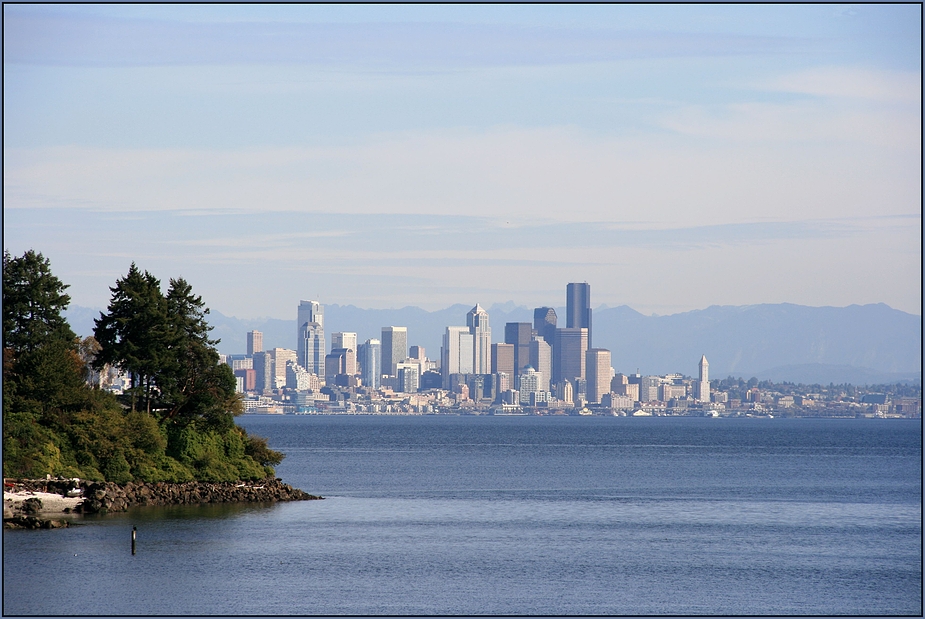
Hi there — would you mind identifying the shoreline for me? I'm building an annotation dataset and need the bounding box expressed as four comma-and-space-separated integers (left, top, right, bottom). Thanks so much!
3, 478, 322, 529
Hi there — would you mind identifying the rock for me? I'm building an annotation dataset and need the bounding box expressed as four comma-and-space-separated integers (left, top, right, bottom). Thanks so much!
21, 497, 43, 515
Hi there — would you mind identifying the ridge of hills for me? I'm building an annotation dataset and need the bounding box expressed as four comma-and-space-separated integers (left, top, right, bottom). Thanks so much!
65, 302, 921, 386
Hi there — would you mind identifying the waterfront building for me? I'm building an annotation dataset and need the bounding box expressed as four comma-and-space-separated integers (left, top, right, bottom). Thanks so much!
467, 304, 491, 375
504, 322, 533, 374
640, 376, 661, 402
585, 348, 611, 404
381, 326, 408, 377
246, 330, 263, 356
566, 282, 592, 346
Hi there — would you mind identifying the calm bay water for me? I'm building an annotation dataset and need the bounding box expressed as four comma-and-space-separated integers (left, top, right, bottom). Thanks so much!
3, 416, 921, 615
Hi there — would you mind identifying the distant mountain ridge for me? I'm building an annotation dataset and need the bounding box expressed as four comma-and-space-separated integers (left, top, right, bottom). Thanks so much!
65, 302, 921, 386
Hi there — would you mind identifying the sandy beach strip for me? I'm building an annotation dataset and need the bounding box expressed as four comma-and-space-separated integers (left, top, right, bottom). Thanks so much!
4, 490, 83, 515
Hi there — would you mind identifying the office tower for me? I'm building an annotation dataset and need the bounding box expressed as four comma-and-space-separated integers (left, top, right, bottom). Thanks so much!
234, 368, 256, 392
467, 304, 491, 375
504, 322, 533, 374
297, 301, 324, 372
518, 367, 541, 405
331, 332, 357, 375
697, 355, 710, 403
491, 343, 515, 378
381, 326, 408, 377
640, 376, 661, 402
226, 354, 253, 370
396, 362, 420, 393
533, 307, 557, 348
246, 330, 263, 356
297, 300, 323, 340
299, 321, 325, 376
267, 348, 297, 389
409, 345, 425, 360
326, 349, 351, 384
358, 339, 381, 389
553, 327, 588, 384
585, 348, 612, 404
566, 283, 592, 346
529, 337, 552, 393
441, 326, 474, 388
253, 351, 272, 393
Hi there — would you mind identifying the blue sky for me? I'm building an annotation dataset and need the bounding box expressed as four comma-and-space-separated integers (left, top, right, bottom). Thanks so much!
3, 4, 921, 318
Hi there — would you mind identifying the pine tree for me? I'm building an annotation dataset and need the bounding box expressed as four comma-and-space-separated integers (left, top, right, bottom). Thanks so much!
93, 264, 170, 413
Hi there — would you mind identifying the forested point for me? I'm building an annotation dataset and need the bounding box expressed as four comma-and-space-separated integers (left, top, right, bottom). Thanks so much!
3, 250, 284, 483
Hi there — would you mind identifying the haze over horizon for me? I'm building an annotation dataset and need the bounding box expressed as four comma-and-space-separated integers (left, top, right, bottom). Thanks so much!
4, 4, 921, 318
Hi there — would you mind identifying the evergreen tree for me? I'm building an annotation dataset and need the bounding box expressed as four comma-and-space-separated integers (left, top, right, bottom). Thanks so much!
3, 249, 75, 355
160, 278, 241, 430
93, 264, 170, 413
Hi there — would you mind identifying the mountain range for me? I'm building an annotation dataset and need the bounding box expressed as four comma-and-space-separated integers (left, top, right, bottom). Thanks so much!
65, 302, 921, 386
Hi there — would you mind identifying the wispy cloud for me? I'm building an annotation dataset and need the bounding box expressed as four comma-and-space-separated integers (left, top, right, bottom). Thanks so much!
4, 9, 808, 69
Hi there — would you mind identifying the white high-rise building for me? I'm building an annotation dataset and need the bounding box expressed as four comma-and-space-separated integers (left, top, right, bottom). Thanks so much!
529, 337, 552, 393
441, 326, 474, 388
697, 355, 710, 403
585, 348, 612, 404
466, 304, 491, 375
381, 326, 408, 377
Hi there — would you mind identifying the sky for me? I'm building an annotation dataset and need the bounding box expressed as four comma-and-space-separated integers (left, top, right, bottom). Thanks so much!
3, 4, 921, 319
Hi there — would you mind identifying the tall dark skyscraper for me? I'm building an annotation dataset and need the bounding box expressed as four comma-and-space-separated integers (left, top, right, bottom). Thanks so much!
566, 282, 591, 346
533, 307, 557, 345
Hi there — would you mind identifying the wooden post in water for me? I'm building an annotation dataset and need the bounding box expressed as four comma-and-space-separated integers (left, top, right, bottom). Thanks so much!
132, 526, 137, 555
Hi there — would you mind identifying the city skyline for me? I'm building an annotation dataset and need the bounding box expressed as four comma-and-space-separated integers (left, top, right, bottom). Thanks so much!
3, 4, 920, 318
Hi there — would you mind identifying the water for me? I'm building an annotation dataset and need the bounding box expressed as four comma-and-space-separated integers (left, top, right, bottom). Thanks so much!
3, 416, 921, 615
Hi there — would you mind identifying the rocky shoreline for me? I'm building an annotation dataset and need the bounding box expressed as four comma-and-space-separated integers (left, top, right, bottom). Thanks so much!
4, 478, 322, 529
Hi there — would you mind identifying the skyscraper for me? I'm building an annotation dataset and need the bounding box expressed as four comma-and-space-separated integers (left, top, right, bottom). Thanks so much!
297, 301, 324, 371
381, 326, 408, 377
491, 343, 515, 377
246, 330, 263, 356
529, 337, 552, 393
504, 322, 533, 375
358, 339, 381, 389
332, 332, 358, 375
566, 283, 591, 346
441, 326, 474, 388
533, 307, 557, 347
553, 327, 588, 384
467, 304, 491, 375
697, 355, 710, 403
252, 351, 272, 392
299, 322, 325, 376
585, 348, 612, 404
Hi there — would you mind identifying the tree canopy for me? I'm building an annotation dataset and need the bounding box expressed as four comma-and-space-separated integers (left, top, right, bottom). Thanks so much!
3, 252, 283, 483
